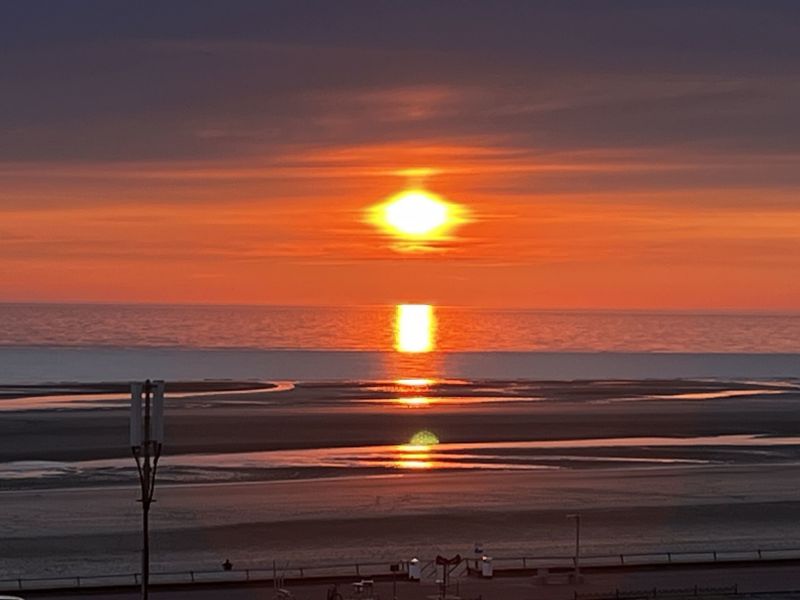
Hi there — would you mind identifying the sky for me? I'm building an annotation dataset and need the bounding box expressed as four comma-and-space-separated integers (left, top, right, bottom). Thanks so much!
2, 1, 799, 309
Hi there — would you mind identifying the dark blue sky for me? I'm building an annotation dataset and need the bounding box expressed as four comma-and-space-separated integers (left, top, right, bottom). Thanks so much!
3, 1, 799, 163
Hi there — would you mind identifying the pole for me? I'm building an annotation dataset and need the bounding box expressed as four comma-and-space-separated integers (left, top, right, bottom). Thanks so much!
575, 514, 581, 579
567, 513, 581, 582
142, 380, 151, 600
132, 380, 162, 600
142, 483, 149, 600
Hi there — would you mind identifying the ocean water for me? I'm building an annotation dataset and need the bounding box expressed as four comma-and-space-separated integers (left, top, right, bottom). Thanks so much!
2, 303, 800, 352
1, 303, 800, 383
3, 304, 800, 580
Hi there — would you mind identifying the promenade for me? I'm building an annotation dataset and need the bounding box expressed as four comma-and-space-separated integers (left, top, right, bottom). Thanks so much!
13, 559, 800, 600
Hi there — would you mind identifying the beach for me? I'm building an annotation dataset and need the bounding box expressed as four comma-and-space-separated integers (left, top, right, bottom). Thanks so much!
3, 378, 800, 581
3, 306, 800, 583
4, 465, 800, 580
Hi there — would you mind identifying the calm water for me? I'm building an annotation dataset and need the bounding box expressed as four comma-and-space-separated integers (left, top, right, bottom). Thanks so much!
3, 305, 800, 579
1, 303, 799, 351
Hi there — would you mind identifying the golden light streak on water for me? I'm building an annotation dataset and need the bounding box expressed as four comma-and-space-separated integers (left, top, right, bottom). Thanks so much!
395, 377, 435, 387
395, 304, 435, 353
394, 443, 434, 469
395, 396, 433, 408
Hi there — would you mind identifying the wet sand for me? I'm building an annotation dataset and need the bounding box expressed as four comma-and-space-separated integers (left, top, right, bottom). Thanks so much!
2, 378, 800, 580
1, 379, 799, 465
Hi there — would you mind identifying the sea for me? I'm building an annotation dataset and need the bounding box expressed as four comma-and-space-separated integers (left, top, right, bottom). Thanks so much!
3, 303, 800, 582
1, 303, 800, 383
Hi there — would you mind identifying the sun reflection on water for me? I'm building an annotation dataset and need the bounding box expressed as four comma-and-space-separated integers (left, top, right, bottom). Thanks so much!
395, 304, 435, 353
396, 396, 433, 408
396, 443, 433, 468
390, 304, 440, 406
394, 431, 440, 469
396, 377, 434, 387
393, 377, 435, 407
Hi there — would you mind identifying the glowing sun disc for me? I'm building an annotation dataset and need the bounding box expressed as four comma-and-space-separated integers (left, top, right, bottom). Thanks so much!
381, 190, 450, 237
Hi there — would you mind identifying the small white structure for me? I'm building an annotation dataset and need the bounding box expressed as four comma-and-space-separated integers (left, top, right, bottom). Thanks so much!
408, 558, 421, 581
352, 580, 375, 597
481, 556, 493, 578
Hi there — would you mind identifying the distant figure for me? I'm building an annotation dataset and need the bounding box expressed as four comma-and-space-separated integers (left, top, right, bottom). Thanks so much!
222, 558, 233, 571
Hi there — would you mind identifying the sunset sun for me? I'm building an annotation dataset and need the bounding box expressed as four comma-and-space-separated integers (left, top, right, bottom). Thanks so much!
384, 191, 448, 236
372, 189, 462, 239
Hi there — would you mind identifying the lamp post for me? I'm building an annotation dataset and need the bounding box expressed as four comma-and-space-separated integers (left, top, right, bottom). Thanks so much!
567, 513, 581, 582
131, 380, 165, 600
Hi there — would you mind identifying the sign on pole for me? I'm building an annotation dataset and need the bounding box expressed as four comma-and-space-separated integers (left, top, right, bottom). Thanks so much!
130, 383, 143, 447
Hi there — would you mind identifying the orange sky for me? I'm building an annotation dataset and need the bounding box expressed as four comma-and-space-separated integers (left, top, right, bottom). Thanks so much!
3, 141, 799, 309
2, 4, 800, 310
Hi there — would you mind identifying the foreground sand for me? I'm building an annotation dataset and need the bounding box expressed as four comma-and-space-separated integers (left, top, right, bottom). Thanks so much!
4, 464, 800, 580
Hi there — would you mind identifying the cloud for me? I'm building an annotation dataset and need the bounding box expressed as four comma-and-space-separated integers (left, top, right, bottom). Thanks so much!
2, 2, 800, 307
2, 3, 800, 163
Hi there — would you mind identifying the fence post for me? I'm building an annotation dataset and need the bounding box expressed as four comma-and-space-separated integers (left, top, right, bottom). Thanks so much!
620, 554, 625, 565
757, 549, 762, 560
190, 571, 194, 582
18, 578, 22, 590
713, 551, 717, 561
667, 552, 672, 563
76, 576, 81, 587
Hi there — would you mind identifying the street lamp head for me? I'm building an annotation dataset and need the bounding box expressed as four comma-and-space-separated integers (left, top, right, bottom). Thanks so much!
151, 380, 165, 444
130, 381, 166, 446
130, 383, 143, 447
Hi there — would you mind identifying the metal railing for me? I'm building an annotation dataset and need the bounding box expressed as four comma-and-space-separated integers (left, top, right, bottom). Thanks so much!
4, 546, 800, 593
468, 546, 800, 573
576, 585, 739, 600
0, 559, 412, 592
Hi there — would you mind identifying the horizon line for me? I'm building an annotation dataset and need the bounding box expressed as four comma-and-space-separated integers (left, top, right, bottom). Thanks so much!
0, 300, 799, 317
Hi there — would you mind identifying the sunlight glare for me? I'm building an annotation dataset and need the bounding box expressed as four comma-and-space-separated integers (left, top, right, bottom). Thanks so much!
396, 378, 434, 387
396, 396, 433, 408
395, 304, 435, 353
394, 430, 440, 469
409, 430, 440, 446
372, 189, 463, 240
395, 458, 434, 470
385, 191, 448, 235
